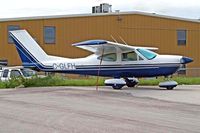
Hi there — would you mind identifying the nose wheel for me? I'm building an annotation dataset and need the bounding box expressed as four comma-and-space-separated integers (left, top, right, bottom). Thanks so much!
166, 86, 174, 90
159, 76, 178, 90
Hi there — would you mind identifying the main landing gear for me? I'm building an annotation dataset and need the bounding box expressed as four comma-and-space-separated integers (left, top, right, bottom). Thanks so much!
105, 78, 139, 90
112, 84, 124, 90
104, 78, 126, 90
105, 76, 178, 90
124, 78, 139, 88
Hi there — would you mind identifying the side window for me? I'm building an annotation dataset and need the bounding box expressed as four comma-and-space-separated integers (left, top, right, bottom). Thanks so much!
2, 69, 9, 78
10, 70, 22, 78
177, 30, 187, 46
122, 51, 137, 61
98, 53, 117, 62
8, 25, 20, 44
44, 26, 56, 44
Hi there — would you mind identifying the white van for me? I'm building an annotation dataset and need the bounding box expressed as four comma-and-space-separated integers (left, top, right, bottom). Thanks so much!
0, 66, 36, 81
0, 70, 2, 78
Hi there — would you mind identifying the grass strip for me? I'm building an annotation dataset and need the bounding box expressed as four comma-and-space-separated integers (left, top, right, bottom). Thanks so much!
0, 76, 200, 89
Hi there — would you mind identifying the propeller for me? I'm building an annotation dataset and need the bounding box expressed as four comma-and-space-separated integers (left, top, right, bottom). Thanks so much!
96, 45, 105, 91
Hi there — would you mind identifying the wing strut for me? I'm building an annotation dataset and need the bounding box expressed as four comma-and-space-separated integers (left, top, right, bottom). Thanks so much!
96, 45, 105, 91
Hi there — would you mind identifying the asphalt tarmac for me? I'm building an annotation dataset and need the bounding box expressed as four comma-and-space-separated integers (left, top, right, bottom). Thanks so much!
0, 85, 200, 133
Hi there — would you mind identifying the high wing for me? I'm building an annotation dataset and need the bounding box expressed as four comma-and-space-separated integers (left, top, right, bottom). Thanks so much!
72, 40, 158, 55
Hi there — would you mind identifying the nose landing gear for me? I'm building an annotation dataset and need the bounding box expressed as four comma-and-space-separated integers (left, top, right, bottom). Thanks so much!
159, 76, 178, 90
159, 81, 178, 90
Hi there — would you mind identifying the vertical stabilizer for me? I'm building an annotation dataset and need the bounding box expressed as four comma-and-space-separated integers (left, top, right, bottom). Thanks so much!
10, 30, 51, 69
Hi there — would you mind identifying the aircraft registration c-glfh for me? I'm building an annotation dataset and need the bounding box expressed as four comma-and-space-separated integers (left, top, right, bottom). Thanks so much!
10, 30, 193, 90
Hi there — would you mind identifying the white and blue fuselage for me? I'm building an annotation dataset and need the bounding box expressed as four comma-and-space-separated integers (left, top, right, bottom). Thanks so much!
43, 54, 183, 78
10, 30, 193, 79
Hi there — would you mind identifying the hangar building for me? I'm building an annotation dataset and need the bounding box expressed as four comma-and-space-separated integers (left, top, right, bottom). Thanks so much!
0, 11, 199, 76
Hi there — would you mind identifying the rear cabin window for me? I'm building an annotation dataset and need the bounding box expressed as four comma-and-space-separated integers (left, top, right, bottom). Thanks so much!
98, 53, 117, 62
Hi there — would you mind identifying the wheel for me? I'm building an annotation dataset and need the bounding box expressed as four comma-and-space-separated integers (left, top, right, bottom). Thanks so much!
112, 84, 123, 90
126, 82, 137, 87
125, 78, 138, 87
159, 81, 177, 90
166, 86, 174, 90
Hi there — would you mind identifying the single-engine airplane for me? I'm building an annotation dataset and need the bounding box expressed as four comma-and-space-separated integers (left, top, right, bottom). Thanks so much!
10, 30, 193, 90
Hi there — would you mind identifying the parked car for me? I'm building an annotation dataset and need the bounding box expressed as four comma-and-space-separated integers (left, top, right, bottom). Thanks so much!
0, 69, 2, 78
0, 66, 36, 81
0, 60, 8, 66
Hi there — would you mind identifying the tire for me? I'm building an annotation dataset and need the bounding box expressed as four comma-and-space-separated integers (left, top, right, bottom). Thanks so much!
125, 78, 138, 88
166, 86, 174, 90
112, 84, 123, 90
126, 83, 137, 87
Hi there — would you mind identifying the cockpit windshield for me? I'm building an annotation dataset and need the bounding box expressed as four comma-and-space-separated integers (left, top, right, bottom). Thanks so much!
137, 48, 157, 60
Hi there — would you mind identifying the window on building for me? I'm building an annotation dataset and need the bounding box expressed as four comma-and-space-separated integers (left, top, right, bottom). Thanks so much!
177, 30, 187, 45
7, 25, 20, 44
44, 26, 56, 44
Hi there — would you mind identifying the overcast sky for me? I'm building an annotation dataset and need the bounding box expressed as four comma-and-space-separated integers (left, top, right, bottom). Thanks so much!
0, 0, 200, 19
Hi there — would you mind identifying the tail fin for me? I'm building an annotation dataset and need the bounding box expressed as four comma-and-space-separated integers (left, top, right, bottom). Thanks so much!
10, 30, 52, 70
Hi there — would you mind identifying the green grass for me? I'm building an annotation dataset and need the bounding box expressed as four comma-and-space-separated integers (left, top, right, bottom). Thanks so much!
0, 78, 24, 88
172, 77, 200, 85
139, 77, 200, 86
0, 82, 6, 88
0, 76, 200, 89
23, 76, 104, 87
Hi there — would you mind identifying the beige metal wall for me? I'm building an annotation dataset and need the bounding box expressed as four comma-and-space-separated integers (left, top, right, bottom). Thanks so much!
0, 14, 199, 75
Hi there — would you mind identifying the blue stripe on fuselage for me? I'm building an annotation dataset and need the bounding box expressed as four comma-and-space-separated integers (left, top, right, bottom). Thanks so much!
52, 66, 179, 77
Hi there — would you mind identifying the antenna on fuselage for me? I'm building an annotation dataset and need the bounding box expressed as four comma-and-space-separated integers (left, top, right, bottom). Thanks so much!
119, 36, 128, 45
110, 35, 119, 44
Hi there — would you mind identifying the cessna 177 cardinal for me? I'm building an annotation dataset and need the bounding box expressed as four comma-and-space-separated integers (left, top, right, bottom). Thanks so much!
10, 30, 193, 90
